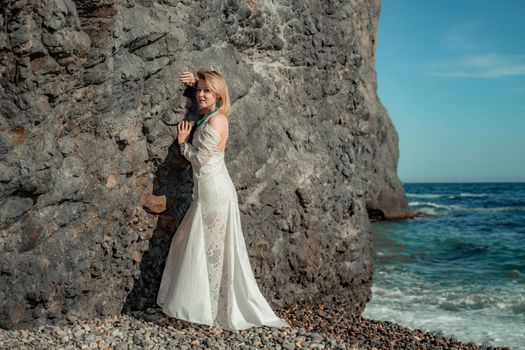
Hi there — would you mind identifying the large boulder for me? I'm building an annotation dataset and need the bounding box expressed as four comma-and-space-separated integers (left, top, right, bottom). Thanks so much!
0, 0, 410, 329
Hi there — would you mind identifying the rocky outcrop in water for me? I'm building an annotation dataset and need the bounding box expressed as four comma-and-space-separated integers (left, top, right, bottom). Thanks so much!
0, 0, 411, 329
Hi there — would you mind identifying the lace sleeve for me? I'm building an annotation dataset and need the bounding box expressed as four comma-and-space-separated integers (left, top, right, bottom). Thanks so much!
179, 124, 221, 167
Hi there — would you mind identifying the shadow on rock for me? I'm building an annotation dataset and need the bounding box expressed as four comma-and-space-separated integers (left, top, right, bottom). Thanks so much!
122, 91, 199, 314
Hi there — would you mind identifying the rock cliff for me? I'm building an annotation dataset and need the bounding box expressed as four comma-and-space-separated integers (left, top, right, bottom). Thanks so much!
0, 0, 411, 329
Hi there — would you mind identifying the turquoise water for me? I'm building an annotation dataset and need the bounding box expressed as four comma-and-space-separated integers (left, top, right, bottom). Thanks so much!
363, 183, 525, 349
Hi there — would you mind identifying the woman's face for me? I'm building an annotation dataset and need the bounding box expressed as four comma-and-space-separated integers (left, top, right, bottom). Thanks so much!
196, 80, 218, 114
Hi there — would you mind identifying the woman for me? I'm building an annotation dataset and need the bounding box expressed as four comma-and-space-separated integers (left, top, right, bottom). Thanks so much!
156, 70, 290, 331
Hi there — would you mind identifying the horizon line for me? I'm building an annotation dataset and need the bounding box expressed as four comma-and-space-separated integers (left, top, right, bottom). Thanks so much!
401, 180, 525, 184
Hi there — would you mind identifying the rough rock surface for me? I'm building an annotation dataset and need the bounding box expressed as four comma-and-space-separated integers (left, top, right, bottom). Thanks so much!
0, 0, 411, 329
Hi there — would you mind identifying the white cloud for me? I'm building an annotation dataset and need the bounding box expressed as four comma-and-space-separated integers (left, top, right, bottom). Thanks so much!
442, 21, 483, 51
420, 20, 525, 78
428, 53, 525, 78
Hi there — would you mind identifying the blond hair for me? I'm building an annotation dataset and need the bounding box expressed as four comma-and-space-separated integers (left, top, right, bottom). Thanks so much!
196, 70, 232, 117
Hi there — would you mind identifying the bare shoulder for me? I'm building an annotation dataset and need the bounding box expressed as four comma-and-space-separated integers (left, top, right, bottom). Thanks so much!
208, 113, 229, 134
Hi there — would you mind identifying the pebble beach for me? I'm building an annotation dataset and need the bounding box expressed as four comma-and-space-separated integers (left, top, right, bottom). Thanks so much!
0, 302, 509, 350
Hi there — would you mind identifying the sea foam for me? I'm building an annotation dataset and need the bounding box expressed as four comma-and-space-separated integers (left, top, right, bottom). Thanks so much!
367, 183, 525, 349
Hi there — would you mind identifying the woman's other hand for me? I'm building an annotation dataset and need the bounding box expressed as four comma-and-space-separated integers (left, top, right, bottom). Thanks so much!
178, 120, 192, 144
180, 71, 197, 87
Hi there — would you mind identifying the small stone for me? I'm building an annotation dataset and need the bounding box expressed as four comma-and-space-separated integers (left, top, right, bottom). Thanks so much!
132, 335, 142, 345
110, 329, 122, 337
98, 339, 109, 349
283, 342, 295, 350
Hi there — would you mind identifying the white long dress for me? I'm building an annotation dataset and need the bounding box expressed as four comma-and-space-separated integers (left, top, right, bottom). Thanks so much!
156, 113, 290, 331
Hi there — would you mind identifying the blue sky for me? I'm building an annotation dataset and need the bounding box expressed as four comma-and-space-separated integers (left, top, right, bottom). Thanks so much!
376, 1, 525, 183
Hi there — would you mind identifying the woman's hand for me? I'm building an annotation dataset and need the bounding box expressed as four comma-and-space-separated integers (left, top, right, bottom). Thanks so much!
180, 71, 197, 87
178, 120, 192, 144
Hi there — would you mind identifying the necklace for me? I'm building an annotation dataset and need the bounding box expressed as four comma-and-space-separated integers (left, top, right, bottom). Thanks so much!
195, 109, 219, 127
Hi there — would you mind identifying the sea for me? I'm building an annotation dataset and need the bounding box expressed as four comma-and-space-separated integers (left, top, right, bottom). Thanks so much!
362, 182, 525, 350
